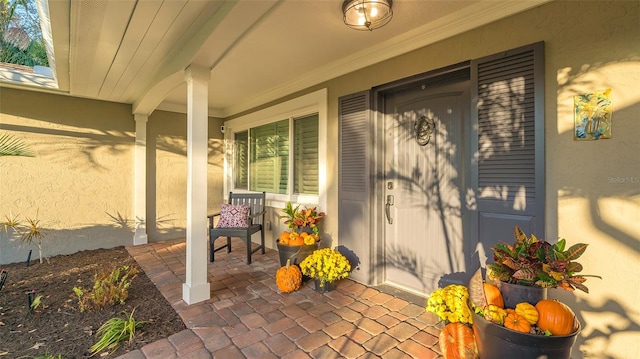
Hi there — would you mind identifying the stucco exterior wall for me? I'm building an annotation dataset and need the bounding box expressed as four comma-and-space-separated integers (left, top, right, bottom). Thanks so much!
0, 88, 135, 263
0, 92, 225, 263
146, 110, 225, 241
315, 2, 639, 358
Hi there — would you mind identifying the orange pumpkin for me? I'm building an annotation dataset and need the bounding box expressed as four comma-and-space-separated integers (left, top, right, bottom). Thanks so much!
275, 259, 302, 293
438, 322, 477, 359
535, 299, 576, 335
288, 234, 304, 246
515, 302, 539, 325
483, 283, 504, 308
503, 312, 531, 333
279, 231, 290, 245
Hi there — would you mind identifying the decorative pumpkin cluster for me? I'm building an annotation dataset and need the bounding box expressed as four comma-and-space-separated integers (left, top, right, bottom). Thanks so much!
426, 284, 473, 325
299, 248, 351, 287
278, 231, 319, 246
477, 282, 577, 336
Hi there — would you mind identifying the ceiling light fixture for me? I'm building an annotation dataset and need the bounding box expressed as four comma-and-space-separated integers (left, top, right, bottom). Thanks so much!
342, 0, 393, 31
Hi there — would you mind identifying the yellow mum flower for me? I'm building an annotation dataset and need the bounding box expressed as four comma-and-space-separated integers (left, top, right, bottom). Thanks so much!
300, 248, 351, 285
425, 284, 473, 325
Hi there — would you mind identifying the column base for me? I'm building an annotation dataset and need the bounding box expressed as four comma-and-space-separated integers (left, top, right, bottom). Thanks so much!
182, 282, 210, 305
133, 230, 148, 245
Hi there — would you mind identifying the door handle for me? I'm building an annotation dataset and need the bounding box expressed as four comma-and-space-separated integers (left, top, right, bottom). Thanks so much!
385, 195, 394, 224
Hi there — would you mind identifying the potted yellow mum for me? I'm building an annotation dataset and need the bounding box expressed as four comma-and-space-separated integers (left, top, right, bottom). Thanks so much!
425, 284, 473, 325
425, 284, 477, 358
299, 248, 351, 292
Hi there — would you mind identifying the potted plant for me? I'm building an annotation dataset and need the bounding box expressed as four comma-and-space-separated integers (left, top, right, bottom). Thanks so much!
487, 226, 600, 307
425, 284, 478, 358
280, 201, 325, 234
463, 226, 601, 359
467, 266, 583, 359
299, 248, 351, 292
276, 202, 324, 267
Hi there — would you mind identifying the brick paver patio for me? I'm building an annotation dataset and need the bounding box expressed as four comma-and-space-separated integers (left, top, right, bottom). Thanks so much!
117, 238, 443, 358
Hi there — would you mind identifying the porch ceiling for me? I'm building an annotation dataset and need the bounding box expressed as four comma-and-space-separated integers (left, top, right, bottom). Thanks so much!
14, 0, 550, 118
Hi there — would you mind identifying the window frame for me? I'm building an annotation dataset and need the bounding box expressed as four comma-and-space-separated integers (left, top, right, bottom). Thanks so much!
223, 89, 327, 210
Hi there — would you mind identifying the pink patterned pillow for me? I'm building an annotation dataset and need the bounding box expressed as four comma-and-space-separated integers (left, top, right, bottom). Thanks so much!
216, 204, 251, 228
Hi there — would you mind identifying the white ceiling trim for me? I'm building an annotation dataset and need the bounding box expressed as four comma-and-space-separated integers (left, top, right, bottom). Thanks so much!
222, 0, 551, 117
132, 2, 240, 116
132, 71, 184, 115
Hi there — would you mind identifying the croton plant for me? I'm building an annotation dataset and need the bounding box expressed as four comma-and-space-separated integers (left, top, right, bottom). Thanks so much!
487, 226, 601, 293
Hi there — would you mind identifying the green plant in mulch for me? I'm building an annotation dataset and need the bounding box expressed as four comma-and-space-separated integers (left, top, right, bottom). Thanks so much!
30, 294, 43, 311
90, 309, 146, 356
73, 265, 139, 312
2, 211, 48, 264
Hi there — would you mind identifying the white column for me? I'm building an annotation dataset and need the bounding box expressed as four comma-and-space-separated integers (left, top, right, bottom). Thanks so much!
133, 113, 148, 245
182, 65, 211, 304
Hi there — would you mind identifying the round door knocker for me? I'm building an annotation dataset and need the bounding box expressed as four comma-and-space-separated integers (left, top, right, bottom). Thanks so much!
414, 115, 435, 146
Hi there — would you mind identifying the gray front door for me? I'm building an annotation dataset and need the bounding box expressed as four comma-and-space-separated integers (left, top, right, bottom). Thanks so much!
383, 78, 472, 296
338, 44, 543, 293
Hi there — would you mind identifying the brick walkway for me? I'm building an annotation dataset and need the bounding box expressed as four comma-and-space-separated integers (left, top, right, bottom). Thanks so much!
117, 238, 443, 358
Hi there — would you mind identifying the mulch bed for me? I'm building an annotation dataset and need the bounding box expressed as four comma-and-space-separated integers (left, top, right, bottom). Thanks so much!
0, 246, 186, 358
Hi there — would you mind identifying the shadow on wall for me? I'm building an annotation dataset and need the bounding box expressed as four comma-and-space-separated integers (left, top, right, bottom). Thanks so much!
0, 123, 133, 171
554, 57, 640, 257
106, 210, 185, 242
0, 224, 133, 265
553, 289, 640, 359
0, 112, 219, 247
336, 245, 360, 272
146, 111, 225, 242
0, 211, 189, 265
554, 55, 640, 357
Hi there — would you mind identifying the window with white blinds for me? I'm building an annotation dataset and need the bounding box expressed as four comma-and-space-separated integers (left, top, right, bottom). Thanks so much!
233, 114, 319, 195
250, 119, 289, 194
294, 114, 319, 195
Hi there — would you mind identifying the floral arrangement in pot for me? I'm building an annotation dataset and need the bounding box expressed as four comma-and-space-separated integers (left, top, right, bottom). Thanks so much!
299, 248, 351, 288
473, 226, 599, 335
426, 277, 582, 358
487, 226, 601, 293
277, 202, 324, 247
280, 201, 325, 234
425, 226, 600, 359
276, 202, 325, 267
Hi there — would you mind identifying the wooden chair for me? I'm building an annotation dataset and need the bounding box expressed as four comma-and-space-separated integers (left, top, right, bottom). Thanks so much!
208, 191, 266, 264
